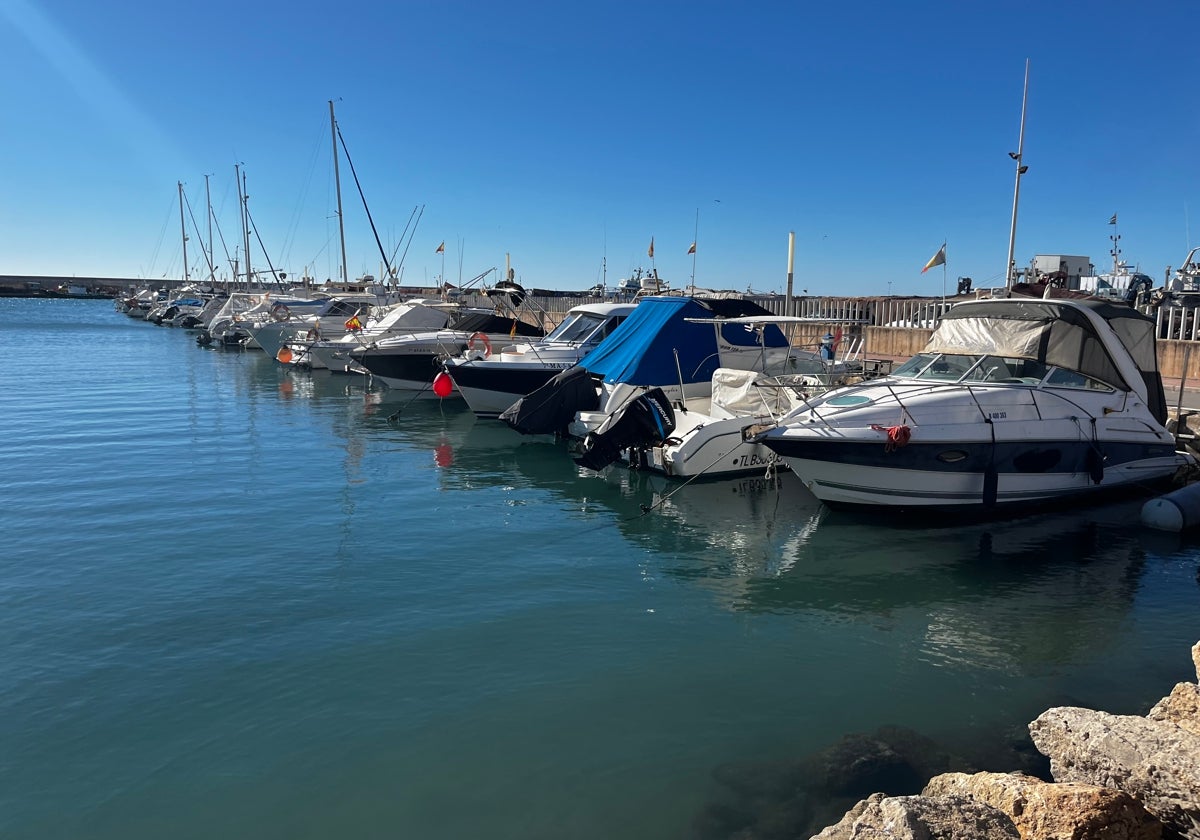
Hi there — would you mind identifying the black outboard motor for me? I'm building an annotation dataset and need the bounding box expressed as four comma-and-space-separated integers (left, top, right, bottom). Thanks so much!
573, 388, 676, 471
499, 365, 600, 436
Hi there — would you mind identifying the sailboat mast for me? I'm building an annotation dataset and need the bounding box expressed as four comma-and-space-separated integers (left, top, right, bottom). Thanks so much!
204, 173, 215, 286
329, 100, 349, 286
1005, 59, 1030, 290
177, 181, 189, 287
238, 164, 253, 291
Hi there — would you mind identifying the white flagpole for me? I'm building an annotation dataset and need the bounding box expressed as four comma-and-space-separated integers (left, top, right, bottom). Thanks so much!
690, 207, 698, 293
942, 260, 947, 314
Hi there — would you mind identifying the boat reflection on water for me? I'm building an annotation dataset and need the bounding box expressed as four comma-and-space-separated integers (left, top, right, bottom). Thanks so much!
417, 412, 1199, 677
248, 362, 1199, 684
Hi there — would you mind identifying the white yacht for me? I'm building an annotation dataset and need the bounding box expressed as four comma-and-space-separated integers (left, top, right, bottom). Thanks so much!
247, 293, 390, 361
351, 282, 547, 396
298, 299, 458, 373
750, 297, 1192, 511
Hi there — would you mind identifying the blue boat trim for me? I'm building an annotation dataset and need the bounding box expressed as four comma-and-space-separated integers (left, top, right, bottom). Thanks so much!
762, 438, 1176, 475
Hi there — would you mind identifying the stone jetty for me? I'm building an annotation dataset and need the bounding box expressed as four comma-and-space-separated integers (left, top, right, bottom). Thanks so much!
810, 641, 1200, 840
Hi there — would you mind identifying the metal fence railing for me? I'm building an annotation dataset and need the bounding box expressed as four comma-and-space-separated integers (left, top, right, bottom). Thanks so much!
477, 291, 1200, 342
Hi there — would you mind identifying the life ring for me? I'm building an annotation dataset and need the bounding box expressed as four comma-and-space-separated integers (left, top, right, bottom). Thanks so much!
270, 302, 291, 322
467, 331, 492, 359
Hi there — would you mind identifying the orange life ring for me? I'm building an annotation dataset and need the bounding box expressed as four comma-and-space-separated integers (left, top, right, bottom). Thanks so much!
468, 331, 492, 359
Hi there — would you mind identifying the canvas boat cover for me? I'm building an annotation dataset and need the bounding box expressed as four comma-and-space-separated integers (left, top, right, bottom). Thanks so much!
578, 296, 788, 386
926, 299, 1167, 423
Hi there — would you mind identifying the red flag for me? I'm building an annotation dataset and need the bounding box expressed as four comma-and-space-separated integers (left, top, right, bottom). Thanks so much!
345, 315, 363, 331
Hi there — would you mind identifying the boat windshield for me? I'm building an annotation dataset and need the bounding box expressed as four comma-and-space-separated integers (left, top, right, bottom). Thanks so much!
892, 352, 1115, 391
544, 311, 622, 344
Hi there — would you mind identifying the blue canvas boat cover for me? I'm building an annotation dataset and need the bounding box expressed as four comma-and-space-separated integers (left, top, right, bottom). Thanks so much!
578, 296, 787, 385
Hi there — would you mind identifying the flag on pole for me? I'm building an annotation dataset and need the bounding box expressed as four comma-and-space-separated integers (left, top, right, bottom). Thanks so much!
1108, 213, 1117, 225
344, 314, 363, 331
436, 241, 445, 253
647, 237, 655, 258
687, 242, 696, 255
921, 243, 947, 274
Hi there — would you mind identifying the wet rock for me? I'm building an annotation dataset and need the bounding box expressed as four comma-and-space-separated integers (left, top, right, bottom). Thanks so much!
923, 770, 1162, 840
811, 734, 922, 797
1029, 707, 1200, 839
811, 791, 1020, 840
801, 724, 965, 799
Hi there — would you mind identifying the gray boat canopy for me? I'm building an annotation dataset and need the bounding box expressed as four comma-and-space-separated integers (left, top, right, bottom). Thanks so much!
924, 298, 1167, 423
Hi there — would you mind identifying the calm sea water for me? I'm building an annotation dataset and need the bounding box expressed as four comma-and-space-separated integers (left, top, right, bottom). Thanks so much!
2, 297, 1199, 839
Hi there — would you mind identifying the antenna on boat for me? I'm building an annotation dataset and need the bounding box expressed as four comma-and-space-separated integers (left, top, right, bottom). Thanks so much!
1109, 213, 1121, 273
1005, 58, 1031, 291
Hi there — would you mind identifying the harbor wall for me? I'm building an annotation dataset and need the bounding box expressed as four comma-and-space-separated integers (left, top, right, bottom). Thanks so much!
1157, 340, 1200, 385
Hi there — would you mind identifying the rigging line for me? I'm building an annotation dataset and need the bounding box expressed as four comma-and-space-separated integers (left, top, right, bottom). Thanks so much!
386, 205, 422, 275
182, 191, 219, 279
244, 205, 284, 283
393, 205, 425, 279
146, 193, 177, 279
335, 124, 395, 279
385, 376, 438, 421
281, 117, 328, 267
209, 202, 236, 276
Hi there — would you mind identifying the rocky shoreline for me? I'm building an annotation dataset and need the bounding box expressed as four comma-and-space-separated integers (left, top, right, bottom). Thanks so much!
695, 641, 1200, 839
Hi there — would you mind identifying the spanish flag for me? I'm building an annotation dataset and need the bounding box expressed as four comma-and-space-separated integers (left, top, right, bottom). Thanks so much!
345, 314, 363, 331
921, 243, 946, 274
436, 241, 445, 254
647, 237, 655, 259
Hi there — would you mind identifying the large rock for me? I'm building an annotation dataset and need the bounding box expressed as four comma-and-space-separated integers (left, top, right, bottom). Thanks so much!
1149, 683, 1200, 738
811, 791, 1019, 840
1029, 707, 1200, 839
923, 770, 1161, 840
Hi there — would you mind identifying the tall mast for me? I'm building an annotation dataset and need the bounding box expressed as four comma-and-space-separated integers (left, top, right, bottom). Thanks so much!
204, 173, 215, 285
177, 181, 189, 287
237, 164, 253, 291
1005, 59, 1030, 290
330, 100, 349, 286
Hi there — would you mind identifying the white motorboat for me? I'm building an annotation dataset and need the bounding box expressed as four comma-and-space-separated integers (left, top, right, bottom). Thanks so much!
499, 294, 797, 443
569, 315, 871, 477
641, 316, 876, 478
442, 301, 636, 418
202, 291, 330, 348
351, 282, 547, 396
298, 299, 458, 373
751, 297, 1192, 511
247, 293, 391, 361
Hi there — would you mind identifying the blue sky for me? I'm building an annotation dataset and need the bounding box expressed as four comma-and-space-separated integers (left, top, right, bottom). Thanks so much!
1, 0, 1196, 296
